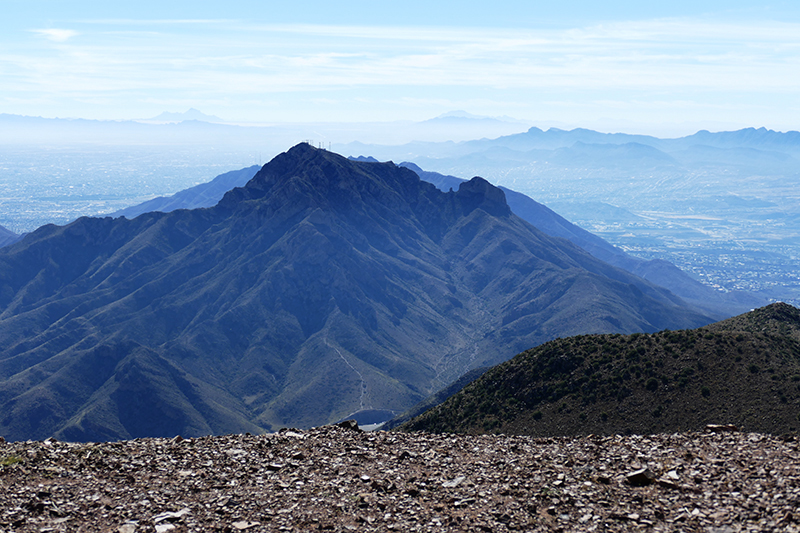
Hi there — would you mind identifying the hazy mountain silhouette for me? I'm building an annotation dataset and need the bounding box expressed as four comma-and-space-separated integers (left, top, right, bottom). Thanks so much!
146, 108, 224, 123
0, 225, 19, 248
110, 166, 260, 219
0, 144, 712, 442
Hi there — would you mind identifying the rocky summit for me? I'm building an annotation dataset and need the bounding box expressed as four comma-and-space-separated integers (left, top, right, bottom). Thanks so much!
0, 144, 710, 442
1, 425, 799, 532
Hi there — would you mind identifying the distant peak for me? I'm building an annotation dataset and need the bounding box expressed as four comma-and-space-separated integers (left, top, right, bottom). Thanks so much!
348, 155, 381, 163
436, 110, 486, 119
146, 109, 224, 123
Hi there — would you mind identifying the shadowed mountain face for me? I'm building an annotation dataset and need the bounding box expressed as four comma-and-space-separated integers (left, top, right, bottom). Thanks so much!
399, 163, 766, 319
0, 144, 712, 442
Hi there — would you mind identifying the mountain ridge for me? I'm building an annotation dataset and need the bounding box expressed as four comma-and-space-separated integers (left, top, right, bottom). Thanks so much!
399, 163, 765, 318
0, 144, 712, 442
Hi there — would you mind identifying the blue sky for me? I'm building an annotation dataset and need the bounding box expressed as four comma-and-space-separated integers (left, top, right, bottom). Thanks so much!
3, 1, 800, 135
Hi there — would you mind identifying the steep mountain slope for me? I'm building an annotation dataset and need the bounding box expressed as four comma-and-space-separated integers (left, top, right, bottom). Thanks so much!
110, 157, 752, 321
0, 144, 712, 442
401, 163, 765, 318
400, 303, 800, 437
110, 165, 260, 219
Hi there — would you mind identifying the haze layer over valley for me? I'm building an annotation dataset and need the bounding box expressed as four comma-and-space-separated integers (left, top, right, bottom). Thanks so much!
337, 127, 800, 306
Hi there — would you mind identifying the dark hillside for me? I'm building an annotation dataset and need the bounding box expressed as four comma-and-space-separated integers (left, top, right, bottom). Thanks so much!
401, 303, 800, 436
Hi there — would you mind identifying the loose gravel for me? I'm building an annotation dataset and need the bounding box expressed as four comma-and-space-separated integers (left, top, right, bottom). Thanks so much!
2, 423, 799, 532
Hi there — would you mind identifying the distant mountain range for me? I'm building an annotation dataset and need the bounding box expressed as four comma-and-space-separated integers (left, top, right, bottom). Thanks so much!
400, 302, 800, 436
144, 108, 225, 123
0, 225, 19, 248
0, 112, 531, 147
109, 166, 260, 219
338, 126, 800, 306
0, 144, 712, 442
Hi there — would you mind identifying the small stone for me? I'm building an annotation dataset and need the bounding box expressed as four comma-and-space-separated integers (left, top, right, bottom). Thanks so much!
442, 476, 466, 488
657, 478, 681, 490
626, 468, 656, 486
232, 521, 261, 530
171, 435, 184, 444
153, 508, 191, 523
706, 424, 738, 433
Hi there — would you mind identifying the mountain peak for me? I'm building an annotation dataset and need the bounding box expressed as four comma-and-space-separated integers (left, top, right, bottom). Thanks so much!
222, 144, 514, 223
146, 108, 224, 123
454, 177, 511, 218
0, 143, 712, 441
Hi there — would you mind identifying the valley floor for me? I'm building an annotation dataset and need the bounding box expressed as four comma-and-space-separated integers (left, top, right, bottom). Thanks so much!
1, 425, 798, 532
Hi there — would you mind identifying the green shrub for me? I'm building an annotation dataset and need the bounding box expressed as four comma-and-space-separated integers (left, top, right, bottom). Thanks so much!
1, 455, 23, 467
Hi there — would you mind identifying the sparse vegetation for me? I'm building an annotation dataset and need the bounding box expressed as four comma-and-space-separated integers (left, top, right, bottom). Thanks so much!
1, 455, 23, 467
400, 303, 800, 437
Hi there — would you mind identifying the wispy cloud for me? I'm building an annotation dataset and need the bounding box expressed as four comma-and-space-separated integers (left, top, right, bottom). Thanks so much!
4, 17, 799, 126
30, 29, 79, 42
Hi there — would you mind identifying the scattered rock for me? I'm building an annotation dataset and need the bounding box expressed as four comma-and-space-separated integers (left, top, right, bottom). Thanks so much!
442, 476, 466, 488
1, 428, 799, 532
706, 424, 739, 433
153, 508, 191, 523
626, 467, 656, 486
232, 520, 260, 530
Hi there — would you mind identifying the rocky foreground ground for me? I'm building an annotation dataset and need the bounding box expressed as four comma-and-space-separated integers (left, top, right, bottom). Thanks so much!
2, 423, 800, 532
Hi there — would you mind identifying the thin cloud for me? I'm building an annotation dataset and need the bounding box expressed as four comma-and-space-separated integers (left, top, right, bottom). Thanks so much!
5, 17, 799, 126
30, 29, 79, 42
